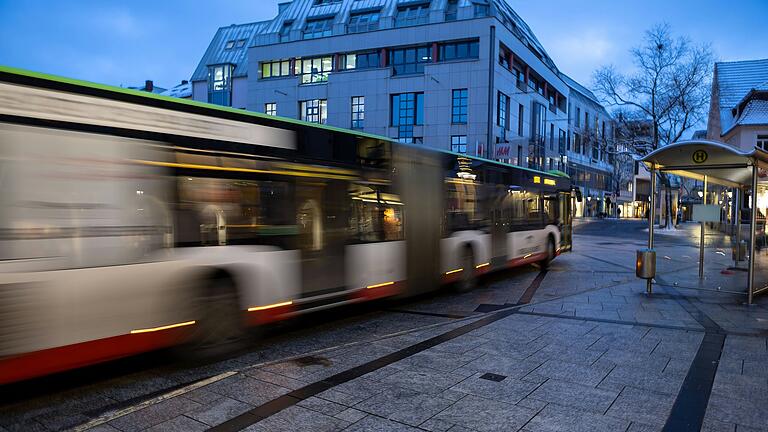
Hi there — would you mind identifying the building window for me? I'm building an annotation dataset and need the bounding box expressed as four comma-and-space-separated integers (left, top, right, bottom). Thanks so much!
347, 10, 380, 33
207, 64, 232, 106
300, 99, 327, 124
265, 103, 277, 116
438, 40, 479, 61
498, 45, 511, 69
451, 135, 468, 153
389, 46, 431, 75
452, 89, 468, 124
391, 92, 424, 142
395, 3, 430, 27
445, 0, 458, 21
584, 112, 590, 132
474, 3, 490, 17
549, 123, 555, 151
260, 60, 291, 79
303, 17, 334, 40
313, 0, 341, 4
295, 57, 333, 84
235, 39, 247, 48
575, 107, 581, 127
342, 51, 380, 70
558, 128, 566, 154
279, 21, 293, 42
758, 135, 768, 151
225, 40, 235, 50
574, 133, 582, 154
351, 96, 365, 129
517, 104, 524, 136
497, 92, 510, 129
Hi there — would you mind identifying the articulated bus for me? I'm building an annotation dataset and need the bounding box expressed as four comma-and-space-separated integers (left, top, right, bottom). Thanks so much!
0, 67, 573, 383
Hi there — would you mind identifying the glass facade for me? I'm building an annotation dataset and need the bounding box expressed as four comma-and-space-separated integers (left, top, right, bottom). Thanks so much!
207, 64, 232, 106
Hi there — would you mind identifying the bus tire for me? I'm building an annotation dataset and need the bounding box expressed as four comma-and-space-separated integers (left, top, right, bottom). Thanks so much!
540, 236, 556, 269
188, 271, 247, 359
455, 245, 477, 292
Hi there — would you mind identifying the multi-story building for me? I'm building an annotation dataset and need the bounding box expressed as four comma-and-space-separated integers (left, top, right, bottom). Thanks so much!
707, 59, 768, 151
190, 0, 615, 214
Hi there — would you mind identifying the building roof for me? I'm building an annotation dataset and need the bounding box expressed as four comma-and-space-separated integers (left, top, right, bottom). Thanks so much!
160, 81, 192, 98
191, 21, 271, 82
726, 99, 768, 133
716, 58, 768, 132
126, 82, 166, 94
192, 0, 559, 82
559, 72, 611, 117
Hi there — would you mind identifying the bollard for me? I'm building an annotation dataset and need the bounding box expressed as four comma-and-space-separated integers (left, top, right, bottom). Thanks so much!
636, 249, 656, 279
732, 240, 746, 262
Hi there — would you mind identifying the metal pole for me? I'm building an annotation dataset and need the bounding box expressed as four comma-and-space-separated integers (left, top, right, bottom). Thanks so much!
648, 163, 656, 294
735, 188, 741, 267
699, 175, 707, 278
749, 163, 758, 305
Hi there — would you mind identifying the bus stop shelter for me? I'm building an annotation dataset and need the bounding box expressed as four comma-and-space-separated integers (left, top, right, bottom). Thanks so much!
641, 140, 768, 304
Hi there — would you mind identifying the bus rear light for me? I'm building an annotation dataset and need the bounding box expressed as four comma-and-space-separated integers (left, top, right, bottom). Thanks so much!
248, 301, 293, 312
475, 262, 490, 269
366, 281, 395, 289
130, 320, 196, 334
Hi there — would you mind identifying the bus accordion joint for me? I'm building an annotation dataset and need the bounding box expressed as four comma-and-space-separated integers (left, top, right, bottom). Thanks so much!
475, 262, 490, 269
366, 281, 395, 289
445, 268, 463, 275
130, 320, 196, 334
247, 300, 293, 312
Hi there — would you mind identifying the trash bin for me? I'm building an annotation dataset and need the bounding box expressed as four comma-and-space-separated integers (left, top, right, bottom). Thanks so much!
636, 249, 656, 279
732, 241, 747, 261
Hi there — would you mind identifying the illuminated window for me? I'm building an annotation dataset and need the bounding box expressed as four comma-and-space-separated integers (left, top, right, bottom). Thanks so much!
260, 60, 291, 79
300, 99, 327, 124
295, 57, 333, 84
351, 96, 365, 129
341, 51, 380, 70
265, 103, 277, 116
207, 64, 232, 106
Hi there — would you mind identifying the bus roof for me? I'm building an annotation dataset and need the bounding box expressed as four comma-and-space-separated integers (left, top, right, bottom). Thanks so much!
0, 65, 569, 181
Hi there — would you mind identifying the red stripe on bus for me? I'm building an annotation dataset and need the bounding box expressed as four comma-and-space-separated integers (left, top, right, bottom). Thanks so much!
0, 327, 193, 385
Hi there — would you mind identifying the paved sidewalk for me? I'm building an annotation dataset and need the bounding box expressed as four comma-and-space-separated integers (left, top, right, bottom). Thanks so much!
70, 231, 768, 432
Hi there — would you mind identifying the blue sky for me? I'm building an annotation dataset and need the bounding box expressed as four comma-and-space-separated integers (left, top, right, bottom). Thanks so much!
0, 0, 766, 91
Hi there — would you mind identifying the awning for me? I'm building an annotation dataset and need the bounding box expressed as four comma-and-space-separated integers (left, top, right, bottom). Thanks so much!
640, 140, 768, 188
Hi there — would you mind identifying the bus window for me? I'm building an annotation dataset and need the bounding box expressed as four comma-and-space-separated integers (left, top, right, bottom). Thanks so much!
445, 179, 489, 232
348, 184, 404, 242
543, 193, 559, 226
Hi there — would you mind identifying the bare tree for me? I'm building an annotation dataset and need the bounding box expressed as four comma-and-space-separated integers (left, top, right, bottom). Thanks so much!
592, 24, 714, 227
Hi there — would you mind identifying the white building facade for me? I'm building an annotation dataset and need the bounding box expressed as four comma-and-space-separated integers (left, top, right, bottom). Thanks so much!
190, 0, 615, 210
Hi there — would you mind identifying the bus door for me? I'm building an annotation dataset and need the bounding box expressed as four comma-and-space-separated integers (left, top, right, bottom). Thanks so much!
395, 147, 442, 296
559, 191, 573, 251
296, 179, 347, 297
490, 185, 508, 266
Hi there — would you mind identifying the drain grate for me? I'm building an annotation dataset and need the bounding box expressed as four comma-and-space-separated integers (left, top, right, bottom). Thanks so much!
479, 373, 507, 382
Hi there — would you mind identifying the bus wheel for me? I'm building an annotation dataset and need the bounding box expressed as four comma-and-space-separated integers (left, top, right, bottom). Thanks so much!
540, 236, 556, 269
190, 274, 246, 358
455, 247, 477, 292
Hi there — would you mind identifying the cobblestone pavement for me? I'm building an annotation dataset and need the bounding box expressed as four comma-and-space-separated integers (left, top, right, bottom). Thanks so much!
2, 220, 767, 432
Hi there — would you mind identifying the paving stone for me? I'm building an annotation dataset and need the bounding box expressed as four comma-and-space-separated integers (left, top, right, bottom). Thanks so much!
711, 372, 768, 402
334, 408, 367, 423
185, 396, 251, 427
516, 397, 548, 411
380, 367, 467, 394
462, 354, 544, 379
244, 368, 308, 390
145, 415, 209, 432
108, 396, 202, 432
449, 373, 540, 405
246, 405, 349, 432
354, 386, 454, 426
204, 375, 290, 406
430, 394, 536, 432
605, 387, 675, 426
183, 388, 224, 405
626, 422, 662, 432
699, 417, 736, 432
395, 349, 481, 372
528, 379, 619, 414
706, 394, 768, 429
298, 396, 348, 416
531, 359, 614, 386
317, 378, 397, 406
524, 403, 630, 432
602, 365, 686, 396
419, 418, 455, 432
342, 415, 422, 431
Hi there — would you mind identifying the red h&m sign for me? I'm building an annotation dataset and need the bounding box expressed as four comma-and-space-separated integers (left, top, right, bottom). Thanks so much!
494, 143, 512, 159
